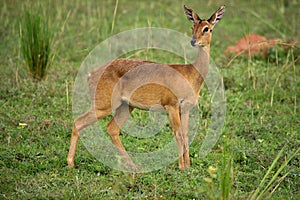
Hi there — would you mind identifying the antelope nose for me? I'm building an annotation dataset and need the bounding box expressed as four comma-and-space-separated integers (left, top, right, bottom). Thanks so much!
190, 38, 196, 47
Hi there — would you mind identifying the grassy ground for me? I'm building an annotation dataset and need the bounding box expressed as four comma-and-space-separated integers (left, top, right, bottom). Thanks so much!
0, 0, 299, 199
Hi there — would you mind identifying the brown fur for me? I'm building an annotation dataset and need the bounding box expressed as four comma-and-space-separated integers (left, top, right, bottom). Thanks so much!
67, 5, 225, 171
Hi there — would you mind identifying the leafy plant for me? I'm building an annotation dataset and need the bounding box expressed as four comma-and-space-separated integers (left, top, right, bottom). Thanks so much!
20, 9, 54, 81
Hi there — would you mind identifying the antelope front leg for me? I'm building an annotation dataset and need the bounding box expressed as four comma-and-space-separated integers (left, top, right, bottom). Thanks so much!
181, 111, 190, 168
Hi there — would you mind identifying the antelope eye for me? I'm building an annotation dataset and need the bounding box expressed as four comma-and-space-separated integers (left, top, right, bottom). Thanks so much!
203, 27, 209, 33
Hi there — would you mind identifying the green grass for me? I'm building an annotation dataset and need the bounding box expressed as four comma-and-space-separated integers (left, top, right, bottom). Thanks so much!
20, 7, 54, 81
1, 0, 299, 199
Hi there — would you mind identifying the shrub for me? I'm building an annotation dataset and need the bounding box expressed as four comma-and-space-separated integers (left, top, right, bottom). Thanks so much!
20, 10, 53, 81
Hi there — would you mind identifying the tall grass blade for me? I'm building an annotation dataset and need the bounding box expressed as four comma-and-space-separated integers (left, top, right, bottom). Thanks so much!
256, 148, 299, 199
250, 146, 300, 200
111, 0, 119, 34
249, 147, 284, 200
220, 140, 233, 200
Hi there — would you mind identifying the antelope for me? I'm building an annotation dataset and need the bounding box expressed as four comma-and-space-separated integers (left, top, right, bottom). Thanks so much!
67, 5, 225, 171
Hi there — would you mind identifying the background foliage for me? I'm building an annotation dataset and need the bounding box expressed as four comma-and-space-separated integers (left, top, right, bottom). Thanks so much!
0, 0, 299, 199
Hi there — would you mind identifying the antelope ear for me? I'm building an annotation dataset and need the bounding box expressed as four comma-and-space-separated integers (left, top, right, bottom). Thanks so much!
184, 5, 201, 23
208, 5, 225, 28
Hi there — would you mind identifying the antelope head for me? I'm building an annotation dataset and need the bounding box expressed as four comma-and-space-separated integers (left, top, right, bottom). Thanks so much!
184, 5, 225, 47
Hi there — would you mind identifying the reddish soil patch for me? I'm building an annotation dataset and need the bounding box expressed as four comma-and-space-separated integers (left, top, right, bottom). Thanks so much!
225, 33, 281, 57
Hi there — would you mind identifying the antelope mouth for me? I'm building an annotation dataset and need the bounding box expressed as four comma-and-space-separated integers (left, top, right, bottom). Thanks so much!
190, 40, 204, 47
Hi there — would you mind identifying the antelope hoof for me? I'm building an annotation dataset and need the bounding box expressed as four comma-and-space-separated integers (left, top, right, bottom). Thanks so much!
125, 160, 139, 172
179, 163, 185, 171
67, 158, 74, 168
185, 160, 190, 168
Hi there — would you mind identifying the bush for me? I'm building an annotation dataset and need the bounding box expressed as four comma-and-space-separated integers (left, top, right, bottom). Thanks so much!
20, 10, 53, 81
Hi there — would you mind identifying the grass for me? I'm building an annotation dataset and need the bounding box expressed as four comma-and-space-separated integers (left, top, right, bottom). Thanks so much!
19, 6, 54, 81
0, 0, 299, 199
250, 146, 300, 200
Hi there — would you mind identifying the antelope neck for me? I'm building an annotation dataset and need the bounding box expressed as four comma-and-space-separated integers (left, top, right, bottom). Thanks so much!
193, 45, 210, 79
